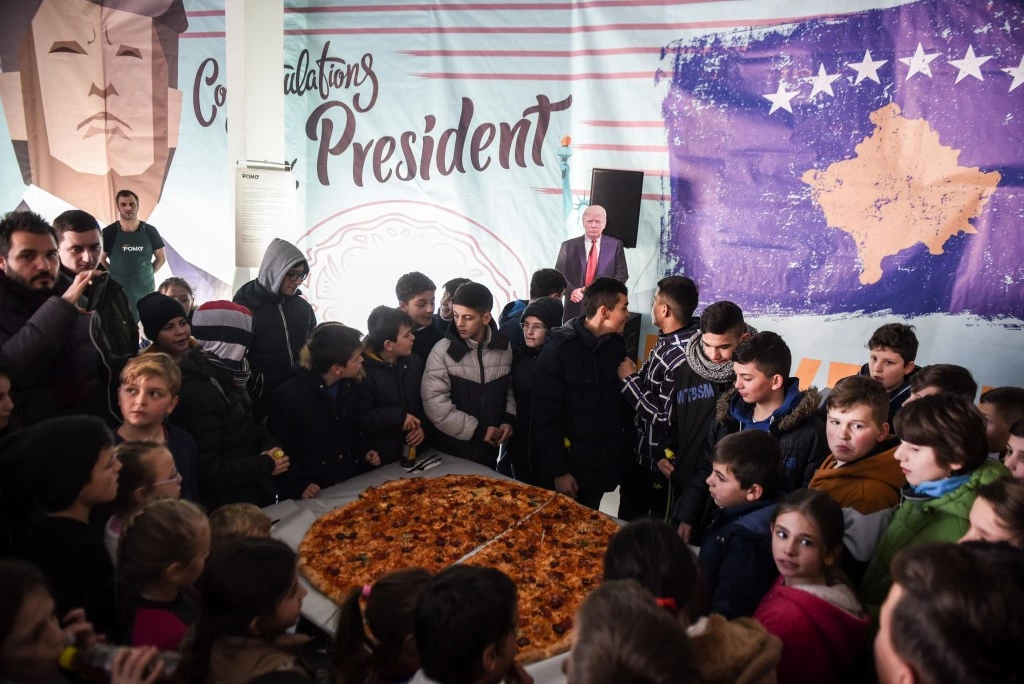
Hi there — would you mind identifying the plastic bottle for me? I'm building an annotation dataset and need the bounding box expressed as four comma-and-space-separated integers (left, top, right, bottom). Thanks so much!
59, 644, 181, 679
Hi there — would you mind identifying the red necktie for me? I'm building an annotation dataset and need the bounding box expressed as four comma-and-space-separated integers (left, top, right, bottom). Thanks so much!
584, 239, 598, 286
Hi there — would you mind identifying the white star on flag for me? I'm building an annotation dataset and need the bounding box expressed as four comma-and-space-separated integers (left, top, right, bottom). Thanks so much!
898, 43, 939, 79
763, 81, 799, 114
1002, 55, 1024, 92
847, 50, 887, 84
808, 64, 841, 98
948, 45, 992, 83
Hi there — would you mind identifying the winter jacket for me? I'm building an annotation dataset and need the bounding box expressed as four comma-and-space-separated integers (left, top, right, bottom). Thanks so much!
0, 270, 113, 427
857, 363, 919, 427
421, 322, 515, 467
678, 381, 828, 534
504, 344, 543, 485
620, 321, 698, 466
269, 367, 361, 498
167, 346, 275, 510
697, 498, 779, 619
412, 323, 444, 364
754, 578, 870, 684
670, 332, 739, 524
233, 239, 316, 418
531, 318, 630, 495
859, 459, 1009, 614
808, 441, 905, 514
207, 634, 314, 684
358, 349, 427, 465
687, 614, 782, 684
60, 265, 138, 357
497, 298, 528, 347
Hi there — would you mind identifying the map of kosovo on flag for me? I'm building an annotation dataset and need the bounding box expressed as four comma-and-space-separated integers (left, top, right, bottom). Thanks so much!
662, 0, 1024, 320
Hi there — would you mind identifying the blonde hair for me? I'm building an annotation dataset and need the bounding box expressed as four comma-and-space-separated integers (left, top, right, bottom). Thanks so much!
208, 503, 272, 546
119, 352, 183, 395
118, 499, 208, 595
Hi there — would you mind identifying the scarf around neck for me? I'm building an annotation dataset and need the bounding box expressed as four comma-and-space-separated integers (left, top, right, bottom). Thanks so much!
684, 324, 757, 383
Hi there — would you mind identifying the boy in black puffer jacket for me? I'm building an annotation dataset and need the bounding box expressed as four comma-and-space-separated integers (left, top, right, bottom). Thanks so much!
233, 238, 317, 420
358, 306, 428, 466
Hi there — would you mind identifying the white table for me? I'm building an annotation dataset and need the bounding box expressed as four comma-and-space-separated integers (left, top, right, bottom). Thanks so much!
266, 453, 568, 684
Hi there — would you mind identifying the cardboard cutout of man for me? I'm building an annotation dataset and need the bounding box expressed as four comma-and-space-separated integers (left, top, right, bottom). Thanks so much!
554, 205, 629, 322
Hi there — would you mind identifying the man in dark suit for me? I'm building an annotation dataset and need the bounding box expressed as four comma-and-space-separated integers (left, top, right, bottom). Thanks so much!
554, 205, 629, 322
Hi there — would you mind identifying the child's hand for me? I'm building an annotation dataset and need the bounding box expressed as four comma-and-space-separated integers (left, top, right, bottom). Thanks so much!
264, 451, 290, 476
111, 646, 163, 684
483, 426, 503, 446
402, 413, 422, 431
365, 450, 381, 467
554, 473, 579, 498
617, 357, 638, 379
61, 608, 98, 650
497, 423, 514, 444
406, 426, 425, 446
657, 458, 675, 478
677, 522, 693, 543
302, 483, 320, 499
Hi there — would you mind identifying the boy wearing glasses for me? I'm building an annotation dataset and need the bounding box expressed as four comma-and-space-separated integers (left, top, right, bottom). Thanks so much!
115, 353, 199, 502
233, 238, 318, 420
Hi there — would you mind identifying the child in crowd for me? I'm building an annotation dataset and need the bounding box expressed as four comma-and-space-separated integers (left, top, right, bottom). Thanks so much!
904, 363, 977, 403
497, 268, 567, 347
0, 559, 163, 683
566, 580, 695, 684
504, 297, 563, 485
960, 476, 1024, 547
270, 324, 376, 499
180, 538, 312, 684
618, 275, 700, 521
808, 376, 904, 514
105, 441, 183, 562
434, 277, 472, 333
1005, 419, 1024, 479
0, 368, 14, 436
158, 276, 196, 319
396, 272, 443, 363
859, 323, 919, 425
696, 430, 782, 618
359, 306, 428, 465
422, 283, 515, 468
532, 278, 630, 509
754, 489, 870, 683
208, 503, 273, 549
978, 386, 1024, 457
5, 416, 120, 637
138, 292, 284, 510
603, 519, 781, 684
859, 394, 1008, 615
333, 568, 431, 684
668, 301, 753, 541
874, 542, 1024, 684
411, 565, 528, 684
116, 353, 199, 501
118, 499, 210, 650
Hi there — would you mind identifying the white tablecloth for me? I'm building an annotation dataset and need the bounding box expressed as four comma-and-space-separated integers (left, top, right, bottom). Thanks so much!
266, 453, 568, 683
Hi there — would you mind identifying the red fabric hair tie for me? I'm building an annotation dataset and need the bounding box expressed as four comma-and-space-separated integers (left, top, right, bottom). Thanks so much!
655, 597, 677, 612
362, 584, 373, 599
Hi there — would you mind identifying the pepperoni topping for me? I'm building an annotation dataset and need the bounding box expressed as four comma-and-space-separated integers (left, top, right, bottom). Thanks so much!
517, 637, 530, 647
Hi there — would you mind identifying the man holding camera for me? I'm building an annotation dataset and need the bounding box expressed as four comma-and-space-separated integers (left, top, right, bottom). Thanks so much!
55, 210, 138, 356
0, 210, 115, 427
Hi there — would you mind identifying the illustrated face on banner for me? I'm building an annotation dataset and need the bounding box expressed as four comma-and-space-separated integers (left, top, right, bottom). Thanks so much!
0, 0, 185, 223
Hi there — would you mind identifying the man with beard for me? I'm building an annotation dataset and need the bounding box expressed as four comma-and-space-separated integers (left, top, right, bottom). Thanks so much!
0, 210, 112, 427
54, 209, 138, 356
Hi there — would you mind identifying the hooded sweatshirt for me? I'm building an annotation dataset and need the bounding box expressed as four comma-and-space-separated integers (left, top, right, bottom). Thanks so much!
233, 239, 317, 416
754, 577, 870, 684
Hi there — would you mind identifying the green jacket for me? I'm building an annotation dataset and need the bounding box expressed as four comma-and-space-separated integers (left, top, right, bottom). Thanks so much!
859, 459, 1009, 614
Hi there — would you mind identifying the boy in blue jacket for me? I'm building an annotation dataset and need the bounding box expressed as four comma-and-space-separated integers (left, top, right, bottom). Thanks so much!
697, 430, 781, 619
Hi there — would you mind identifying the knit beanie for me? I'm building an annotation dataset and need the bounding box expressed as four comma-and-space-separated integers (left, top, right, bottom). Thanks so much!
191, 300, 254, 365
522, 297, 563, 330
7, 416, 114, 513
137, 292, 190, 342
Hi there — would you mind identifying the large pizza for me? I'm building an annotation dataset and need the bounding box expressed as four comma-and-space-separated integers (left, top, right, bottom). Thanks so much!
299, 474, 621, 663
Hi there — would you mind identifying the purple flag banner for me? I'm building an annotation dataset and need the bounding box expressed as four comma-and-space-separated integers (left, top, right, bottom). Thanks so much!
662, 0, 1024, 320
